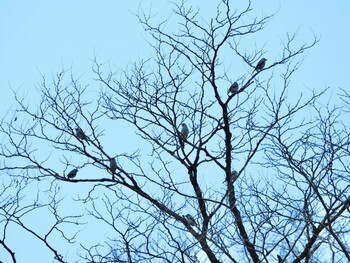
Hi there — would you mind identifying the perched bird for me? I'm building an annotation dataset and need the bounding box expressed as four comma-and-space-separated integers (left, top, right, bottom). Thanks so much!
67, 168, 78, 179
228, 82, 239, 95
223, 170, 239, 184
277, 255, 283, 263
231, 170, 239, 181
183, 214, 197, 226
109, 157, 117, 179
181, 124, 189, 140
179, 123, 189, 149
254, 58, 267, 72
75, 127, 90, 145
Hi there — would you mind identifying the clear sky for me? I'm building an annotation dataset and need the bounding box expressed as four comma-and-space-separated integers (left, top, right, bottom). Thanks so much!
1, 1, 350, 262
1, 1, 349, 111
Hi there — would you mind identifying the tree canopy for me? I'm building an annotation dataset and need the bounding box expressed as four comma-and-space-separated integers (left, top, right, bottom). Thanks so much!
1, 1, 350, 262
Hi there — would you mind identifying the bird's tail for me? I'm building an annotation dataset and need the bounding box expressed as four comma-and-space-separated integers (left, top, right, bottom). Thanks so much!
180, 139, 185, 150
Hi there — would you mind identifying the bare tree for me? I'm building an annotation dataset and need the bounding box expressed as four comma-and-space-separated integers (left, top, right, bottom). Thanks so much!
0, 173, 84, 263
1, 1, 350, 262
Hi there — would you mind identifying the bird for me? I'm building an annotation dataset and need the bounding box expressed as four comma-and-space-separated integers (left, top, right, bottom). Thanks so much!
277, 255, 283, 263
67, 168, 78, 179
253, 58, 267, 72
109, 157, 117, 179
179, 123, 189, 149
228, 82, 239, 94
181, 123, 189, 140
75, 127, 90, 145
231, 170, 239, 181
223, 170, 239, 184
183, 214, 197, 226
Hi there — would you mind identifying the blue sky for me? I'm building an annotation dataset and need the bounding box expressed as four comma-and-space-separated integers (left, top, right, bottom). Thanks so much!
1, 1, 350, 262
1, 1, 349, 109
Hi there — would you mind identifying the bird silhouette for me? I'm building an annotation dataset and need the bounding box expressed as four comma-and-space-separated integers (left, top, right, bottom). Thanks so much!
231, 170, 239, 181
179, 123, 189, 149
109, 157, 117, 180
75, 127, 90, 145
183, 214, 197, 226
67, 168, 78, 179
253, 58, 267, 72
228, 82, 239, 94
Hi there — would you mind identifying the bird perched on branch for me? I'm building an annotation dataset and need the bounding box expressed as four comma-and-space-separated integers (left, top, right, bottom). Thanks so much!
228, 82, 239, 95
75, 127, 90, 145
179, 123, 189, 149
183, 214, 197, 226
224, 170, 239, 184
253, 58, 267, 72
231, 170, 239, 181
109, 157, 117, 180
67, 168, 78, 179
